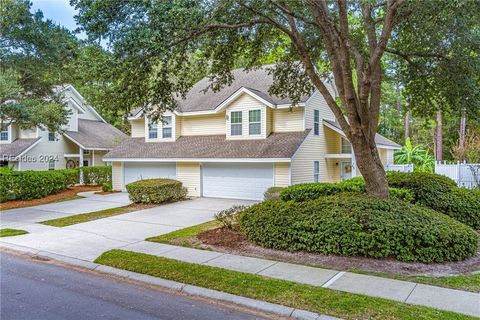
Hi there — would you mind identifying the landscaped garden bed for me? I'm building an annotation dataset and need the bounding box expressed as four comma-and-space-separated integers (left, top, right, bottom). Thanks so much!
147, 172, 480, 292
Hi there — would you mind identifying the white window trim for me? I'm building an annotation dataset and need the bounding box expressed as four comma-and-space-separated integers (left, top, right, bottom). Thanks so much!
248, 109, 262, 136
230, 111, 243, 136
147, 118, 158, 140
48, 159, 56, 170
162, 115, 173, 139
48, 131, 56, 142
341, 137, 352, 154
313, 109, 320, 136
313, 161, 320, 182
145, 113, 176, 142
0, 124, 11, 143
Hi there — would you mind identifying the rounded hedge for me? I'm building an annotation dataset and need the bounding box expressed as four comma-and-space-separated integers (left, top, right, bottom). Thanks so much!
126, 178, 187, 204
239, 193, 479, 263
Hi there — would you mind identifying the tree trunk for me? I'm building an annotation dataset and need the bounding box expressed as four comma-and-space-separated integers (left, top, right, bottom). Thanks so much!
459, 108, 467, 148
350, 135, 390, 198
436, 109, 443, 161
404, 110, 411, 140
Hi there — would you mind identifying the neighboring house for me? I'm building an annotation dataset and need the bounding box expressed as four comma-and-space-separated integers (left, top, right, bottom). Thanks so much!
104, 67, 400, 200
0, 85, 127, 171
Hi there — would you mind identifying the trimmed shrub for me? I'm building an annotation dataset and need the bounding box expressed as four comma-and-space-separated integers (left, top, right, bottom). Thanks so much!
239, 194, 479, 263
126, 179, 187, 204
279, 180, 412, 202
102, 182, 113, 192
214, 205, 249, 230
79, 166, 111, 185
264, 187, 284, 201
0, 169, 77, 202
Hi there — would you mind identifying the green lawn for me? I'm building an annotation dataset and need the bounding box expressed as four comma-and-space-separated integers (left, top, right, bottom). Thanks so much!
96, 249, 474, 320
0, 228, 28, 237
146, 220, 219, 247
39, 207, 131, 227
147, 221, 480, 293
52, 195, 84, 203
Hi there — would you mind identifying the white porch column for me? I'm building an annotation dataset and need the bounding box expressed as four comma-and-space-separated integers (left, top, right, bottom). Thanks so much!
92, 150, 95, 166
79, 147, 84, 185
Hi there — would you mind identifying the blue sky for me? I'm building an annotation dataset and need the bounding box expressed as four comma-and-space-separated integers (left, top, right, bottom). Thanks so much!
31, 0, 86, 39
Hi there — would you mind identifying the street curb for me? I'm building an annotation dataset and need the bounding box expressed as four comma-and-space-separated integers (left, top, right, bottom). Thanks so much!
0, 244, 342, 320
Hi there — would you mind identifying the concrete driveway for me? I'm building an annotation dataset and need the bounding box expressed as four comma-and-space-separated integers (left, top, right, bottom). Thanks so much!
0, 197, 254, 261
0, 192, 132, 229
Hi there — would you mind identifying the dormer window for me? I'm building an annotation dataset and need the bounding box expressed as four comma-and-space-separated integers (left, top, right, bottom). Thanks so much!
230, 111, 242, 136
0, 124, 8, 141
314, 110, 320, 135
162, 116, 172, 138
249, 110, 261, 135
148, 119, 158, 139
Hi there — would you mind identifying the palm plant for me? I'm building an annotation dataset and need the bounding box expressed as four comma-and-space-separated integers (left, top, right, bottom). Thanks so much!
395, 138, 434, 173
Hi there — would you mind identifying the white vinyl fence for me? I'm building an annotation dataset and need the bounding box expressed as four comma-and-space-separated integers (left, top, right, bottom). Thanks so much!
385, 164, 414, 172
435, 162, 480, 189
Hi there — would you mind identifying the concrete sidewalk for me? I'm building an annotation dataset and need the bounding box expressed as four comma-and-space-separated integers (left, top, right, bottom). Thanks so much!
120, 241, 480, 318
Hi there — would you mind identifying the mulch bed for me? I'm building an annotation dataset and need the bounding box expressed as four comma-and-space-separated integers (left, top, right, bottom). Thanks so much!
94, 191, 121, 195
0, 186, 101, 210
196, 227, 480, 277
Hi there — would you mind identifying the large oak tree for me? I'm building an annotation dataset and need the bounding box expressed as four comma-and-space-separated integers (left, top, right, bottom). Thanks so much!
72, 0, 479, 197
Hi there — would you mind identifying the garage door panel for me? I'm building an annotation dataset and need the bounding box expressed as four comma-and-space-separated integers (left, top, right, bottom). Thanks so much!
202, 163, 273, 200
124, 162, 176, 186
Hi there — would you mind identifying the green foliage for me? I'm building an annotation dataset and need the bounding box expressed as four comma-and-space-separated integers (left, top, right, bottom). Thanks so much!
394, 138, 435, 173
214, 205, 249, 230
239, 194, 479, 263
264, 186, 284, 201
126, 179, 187, 204
279, 179, 413, 202
102, 182, 113, 192
79, 166, 111, 185
1, 0, 79, 131
0, 169, 78, 202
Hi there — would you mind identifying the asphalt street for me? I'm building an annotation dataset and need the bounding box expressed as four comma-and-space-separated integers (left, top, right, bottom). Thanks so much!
0, 252, 269, 320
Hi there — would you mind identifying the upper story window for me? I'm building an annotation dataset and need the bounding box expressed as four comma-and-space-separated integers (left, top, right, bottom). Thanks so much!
0, 124, 8, 141
148, 119, 158, 139
230, 111, 242, 136
314, 161, 320, 182
341, 137, 352, 154
162, 116, 172, 138
313, 110, 320, 135
249, 110, 261, 135
48, 131, 56, 141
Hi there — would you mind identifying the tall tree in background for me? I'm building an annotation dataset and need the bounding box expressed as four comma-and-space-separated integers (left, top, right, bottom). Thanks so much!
72, 0, 478, 197
0, 0, 79, 131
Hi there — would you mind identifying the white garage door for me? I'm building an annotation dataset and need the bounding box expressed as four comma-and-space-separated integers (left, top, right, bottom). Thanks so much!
123, 162, 176, 187
202, 163, 273, 200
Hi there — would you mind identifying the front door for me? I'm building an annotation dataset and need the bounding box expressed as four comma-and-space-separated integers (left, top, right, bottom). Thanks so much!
341, 161, 352, 181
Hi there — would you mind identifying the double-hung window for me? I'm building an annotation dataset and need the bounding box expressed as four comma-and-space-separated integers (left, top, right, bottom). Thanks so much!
162, 116, 172, 138
249, 110, 261, 135
314, 161, 320, 182
0, 124, 8, 141
230, 111, 242, 136
48, 131, 56, 142
341, 137, 352, 154
313, 110, 320, 135
148, 119, 158, 139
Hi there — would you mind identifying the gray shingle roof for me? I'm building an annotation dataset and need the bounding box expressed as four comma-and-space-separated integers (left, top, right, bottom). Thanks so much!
64, 119, 127, 149
323, 119, 401, 148
104, 131, 310, 160
0, 138, 41, 158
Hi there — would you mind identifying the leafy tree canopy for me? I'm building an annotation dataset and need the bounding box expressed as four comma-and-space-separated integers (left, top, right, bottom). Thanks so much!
0, 0, 79, 131
71, 0, 479, 197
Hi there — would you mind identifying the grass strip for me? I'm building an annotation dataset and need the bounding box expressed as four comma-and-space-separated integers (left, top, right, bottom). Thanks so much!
52, 195, 84, 203
149, 221, 480, 293
40, 207, 130, 227
146, 220, 219, 247
95, 249, 474, 320
0, 228, 28, 237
